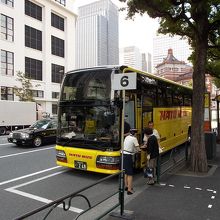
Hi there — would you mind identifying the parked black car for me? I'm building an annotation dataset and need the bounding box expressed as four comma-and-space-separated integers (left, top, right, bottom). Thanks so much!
8, 119, 58, 147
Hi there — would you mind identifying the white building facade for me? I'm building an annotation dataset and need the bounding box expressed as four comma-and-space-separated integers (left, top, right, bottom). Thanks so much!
76, 0, 119, 69
0, 0, 76, 116
153, 35, 192, 71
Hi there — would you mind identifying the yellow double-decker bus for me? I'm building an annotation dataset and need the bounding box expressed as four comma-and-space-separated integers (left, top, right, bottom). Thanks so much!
56, 65, 192, 174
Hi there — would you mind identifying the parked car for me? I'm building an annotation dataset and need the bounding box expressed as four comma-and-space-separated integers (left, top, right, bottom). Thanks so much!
8, 119, 58, 147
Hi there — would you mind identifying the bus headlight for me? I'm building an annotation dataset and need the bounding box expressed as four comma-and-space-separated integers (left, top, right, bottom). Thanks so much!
56, 150, 67, 163
96, 156, 120, 170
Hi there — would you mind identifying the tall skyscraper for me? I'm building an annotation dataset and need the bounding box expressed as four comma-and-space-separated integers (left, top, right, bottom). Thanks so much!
120, 46, 152, 73
120, 46, 142, 70
153, 35, 192, 71
0, 0, 76, 115
76, 0, 119, 69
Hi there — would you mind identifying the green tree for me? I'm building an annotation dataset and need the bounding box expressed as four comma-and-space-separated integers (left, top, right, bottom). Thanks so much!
14, 71, 38, 102
120, 0, 220, 172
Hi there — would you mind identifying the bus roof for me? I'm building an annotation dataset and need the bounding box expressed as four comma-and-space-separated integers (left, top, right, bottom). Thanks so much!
66, 65, 192, 91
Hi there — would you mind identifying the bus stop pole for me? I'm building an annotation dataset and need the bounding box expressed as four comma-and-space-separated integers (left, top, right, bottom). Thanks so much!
120, 89, 125, 216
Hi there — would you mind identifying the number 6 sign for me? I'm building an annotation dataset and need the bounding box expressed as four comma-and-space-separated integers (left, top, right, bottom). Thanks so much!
112, 72, 137, 90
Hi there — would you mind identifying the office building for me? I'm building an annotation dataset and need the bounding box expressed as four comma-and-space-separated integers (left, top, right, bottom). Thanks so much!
76, 0, 119, 68
0, 0, 76, 116
120, 46, 152, 72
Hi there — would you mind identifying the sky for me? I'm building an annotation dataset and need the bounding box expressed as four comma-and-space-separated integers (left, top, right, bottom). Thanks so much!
74, 0, 160, 54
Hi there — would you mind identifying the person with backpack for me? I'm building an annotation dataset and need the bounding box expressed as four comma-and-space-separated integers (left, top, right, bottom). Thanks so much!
141, 127, 159, 185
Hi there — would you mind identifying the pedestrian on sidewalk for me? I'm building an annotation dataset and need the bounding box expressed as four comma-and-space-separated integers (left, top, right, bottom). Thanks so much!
141, 127, 159, 185
143, 121, 163, 153
122, 129, 140, 195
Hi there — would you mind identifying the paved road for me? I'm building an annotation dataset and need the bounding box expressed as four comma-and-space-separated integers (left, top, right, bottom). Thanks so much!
0, 136, 121, 220
0, 136, 191, 220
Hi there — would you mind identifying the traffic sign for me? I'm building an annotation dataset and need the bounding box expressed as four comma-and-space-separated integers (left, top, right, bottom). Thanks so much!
112, 72, 137, 90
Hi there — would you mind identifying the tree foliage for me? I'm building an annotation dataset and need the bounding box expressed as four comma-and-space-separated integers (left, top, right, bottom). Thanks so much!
14, 71, 39, 102
120, 0, 220, 172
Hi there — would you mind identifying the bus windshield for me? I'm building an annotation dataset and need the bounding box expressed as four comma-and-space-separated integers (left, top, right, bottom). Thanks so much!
60, 69, 112, 101
57, 68, 121, 149
57, 105, 120, 148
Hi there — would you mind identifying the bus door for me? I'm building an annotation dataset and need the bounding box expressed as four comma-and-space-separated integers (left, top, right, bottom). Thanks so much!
124, 92, 144, 169
124, 92, 136, 130
140, 95, 154, 168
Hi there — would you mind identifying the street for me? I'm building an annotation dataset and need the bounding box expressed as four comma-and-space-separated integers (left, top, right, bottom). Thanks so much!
0, 136, 122, 220
0, 135, 190, 220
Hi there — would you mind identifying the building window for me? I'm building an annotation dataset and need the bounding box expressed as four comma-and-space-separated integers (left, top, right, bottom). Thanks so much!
1, 14, 14, 41
25, 0, 42, 21
51, 36, 64, 57
1, 0, 14, 7
25, 57, 42, 80
25, 25, 42, 51
1, 50, 14, 76
31, 89, 44, 98
52, 92, 59, 99
55, 0, 66, 6
1, 86, 14, 100
51, 64, 64, 83
52, 103, 58, 115
51, 13, 64, 31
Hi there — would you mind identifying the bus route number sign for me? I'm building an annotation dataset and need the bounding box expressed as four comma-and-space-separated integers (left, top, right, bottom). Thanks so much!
112, 72, 137, 90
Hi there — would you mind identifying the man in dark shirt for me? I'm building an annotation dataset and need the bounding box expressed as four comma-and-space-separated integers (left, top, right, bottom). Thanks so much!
142, 127, 159, 185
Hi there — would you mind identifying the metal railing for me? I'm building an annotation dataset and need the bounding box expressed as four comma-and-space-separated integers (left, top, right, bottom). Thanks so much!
157, 142, 189, 183
14, 171, 125, 220
14, 143, 189, 220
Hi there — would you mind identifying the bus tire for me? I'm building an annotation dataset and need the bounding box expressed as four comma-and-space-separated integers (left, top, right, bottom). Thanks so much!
0, 127, 6, 135
33, 136, 42, 147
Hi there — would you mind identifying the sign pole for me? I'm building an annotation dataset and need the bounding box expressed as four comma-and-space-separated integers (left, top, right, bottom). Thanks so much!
110, 72, 136, 219
119, 89, 125, 216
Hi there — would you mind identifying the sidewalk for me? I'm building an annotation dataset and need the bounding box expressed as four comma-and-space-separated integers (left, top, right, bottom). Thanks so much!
107, 145, 220, 220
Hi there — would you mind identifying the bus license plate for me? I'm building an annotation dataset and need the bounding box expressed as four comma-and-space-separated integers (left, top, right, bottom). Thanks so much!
74, 161, 87, 170
13, 139, 17, 143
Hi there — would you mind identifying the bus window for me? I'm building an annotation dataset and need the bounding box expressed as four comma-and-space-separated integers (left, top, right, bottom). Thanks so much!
165, 85, 173, 106
157, 88, 166, 106
173, 86, 183, 106
184, 94, 192, 106
60, 70, 111, 101
87, 79, 106, 100
125, 93, 135, 129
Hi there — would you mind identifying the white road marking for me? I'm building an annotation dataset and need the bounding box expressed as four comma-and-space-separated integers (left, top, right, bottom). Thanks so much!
0, 143, 11, 146
163, 183, 217, 211
5, 171, 83, 214
195, 187, 202, 191
0, 166, 61, 186
159, 183, 166, 186
6, 171, 67, 189
207, 189, 214, 192
0, 146, 54, 159
6, 188, 83, 213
